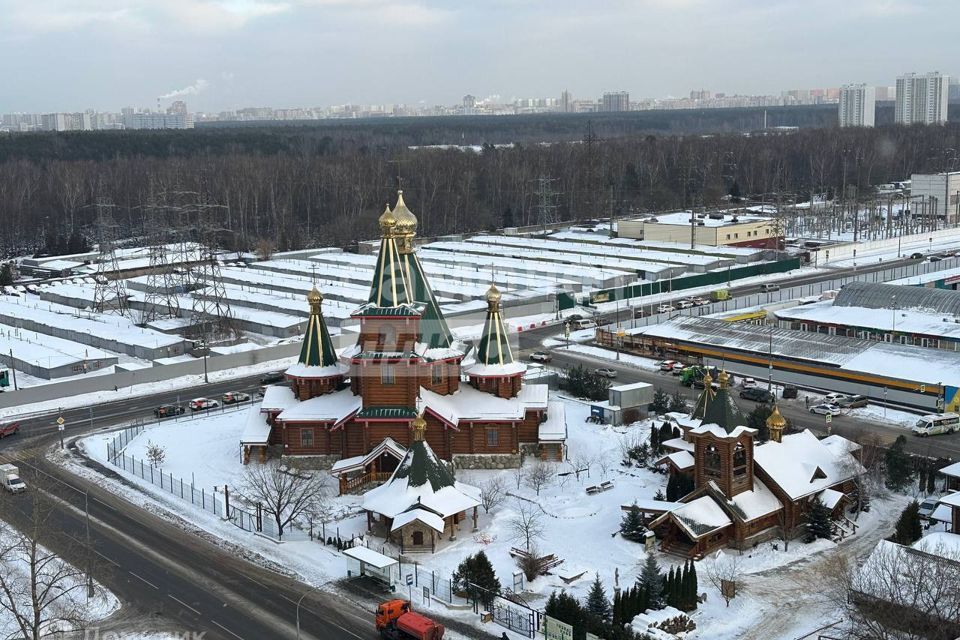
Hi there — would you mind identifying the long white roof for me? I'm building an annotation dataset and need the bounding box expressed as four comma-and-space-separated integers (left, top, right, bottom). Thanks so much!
276, 388, 361, 423
418, 384, 548, 425
753, 429, 863, 501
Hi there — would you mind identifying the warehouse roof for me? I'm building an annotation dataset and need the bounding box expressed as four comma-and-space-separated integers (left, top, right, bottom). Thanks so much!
835, 281, 960, 316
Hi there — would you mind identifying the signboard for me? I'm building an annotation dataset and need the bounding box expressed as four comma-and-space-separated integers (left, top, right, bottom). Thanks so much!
0, 369, 8, 387
405, 574, 413, 586
544, 616, 573, 640
920, 384, 926, 394
825, 414, 832, 424
590, 292, 610, 304
56, 417, 65, 426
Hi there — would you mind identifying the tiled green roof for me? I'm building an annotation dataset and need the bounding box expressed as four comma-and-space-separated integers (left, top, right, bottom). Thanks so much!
354, 351, 419, 360
476, 306, 513, 366
692, 385, 744, 433
392, 439, 457, 492
353, 304, 423, 317
299, 308, 338, 367
356, 407, 419, 419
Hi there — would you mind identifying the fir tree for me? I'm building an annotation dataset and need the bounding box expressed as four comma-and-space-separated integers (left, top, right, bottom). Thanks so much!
638, 554, 664, 609
453, 551, 501, 609
620, 506, 646, 542
668, 391, 688, 413
884, 435, 913, 490
650, 423, 661, 454
585, 574, 612, 621
658, 421, 673, 446
747, 405, 773, 442
545, 590, 584, 635
687, 561, 698, 611
666, 474, 679, 501
0, 263, 12, 288
893, 500, 923, 545
651, 388, 670, 414
919, 465, 928, 494
928, 467, 938, 494
806, 498, 833, 541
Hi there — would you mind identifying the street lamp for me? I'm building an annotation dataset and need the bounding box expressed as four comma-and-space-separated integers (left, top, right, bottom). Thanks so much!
296, 585, 321, 640
891, 295, 897, 336
198, 339, 209, 384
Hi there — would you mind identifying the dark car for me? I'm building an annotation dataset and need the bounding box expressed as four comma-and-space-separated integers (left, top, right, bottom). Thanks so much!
153, 404, 185, 418
260, 371, 285, 385
837, 394, 869, 409
781, 385, 799, 399
910, 252, 924, 260
739, 387, 774, 403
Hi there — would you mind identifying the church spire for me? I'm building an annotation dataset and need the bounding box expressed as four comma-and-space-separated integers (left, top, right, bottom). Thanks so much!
474, 283, 515, 367
299, 286, 338, 368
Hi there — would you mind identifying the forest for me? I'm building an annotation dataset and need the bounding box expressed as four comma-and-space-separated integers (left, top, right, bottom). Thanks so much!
2, 104, 960, 258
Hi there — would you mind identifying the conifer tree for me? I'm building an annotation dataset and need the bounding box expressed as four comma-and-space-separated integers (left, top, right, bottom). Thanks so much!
453, 551, 501, 609
668, 391, 687, 413
651, 388, 670, 415
639, 554, 663, 609
650, 422, 661, 454
884, 435, 913, 490
893, 500, 923, 545
620, 506, 645, 542
928, 468, 938, 494
806, 498, 833, 541
585, 574, 612, 621
664, 566, 676, 609
666, 474, 679, 501
687, 561, 699, 611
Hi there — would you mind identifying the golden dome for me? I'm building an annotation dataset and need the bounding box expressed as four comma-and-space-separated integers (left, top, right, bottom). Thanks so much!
378, 203, 397, 236
766, 405, 787, 429
392, 190, 418, 236
718, 369, 730, 388
702, 371, 713, 387
486, 283, 502, 308
412, 412, 427, 441
307, 286, 323, 313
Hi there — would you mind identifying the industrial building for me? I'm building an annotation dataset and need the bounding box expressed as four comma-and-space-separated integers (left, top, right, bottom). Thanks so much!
617, 211, 782, 248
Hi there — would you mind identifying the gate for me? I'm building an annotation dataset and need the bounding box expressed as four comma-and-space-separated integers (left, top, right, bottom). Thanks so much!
492, 597, 536, 638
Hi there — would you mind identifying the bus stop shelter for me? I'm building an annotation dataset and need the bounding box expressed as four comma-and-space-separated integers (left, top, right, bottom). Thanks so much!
344, 545, 399, 587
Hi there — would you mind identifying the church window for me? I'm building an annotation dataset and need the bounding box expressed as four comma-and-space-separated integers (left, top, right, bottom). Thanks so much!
300, 429, 314, 447
412, 530, 424, 546
381, 366, 395, 385
379, 325, 397, 350
704, 445, 721, 476
733, 443, 748, 476
431, 364, 443, 385
486, 429, 500, 448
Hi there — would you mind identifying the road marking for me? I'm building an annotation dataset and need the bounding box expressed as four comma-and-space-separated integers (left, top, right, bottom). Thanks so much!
92, 496, 117, 512
211, 620, 245, 640
168, 594, 201, 616
95, 550, 120, 567
128, 571, 159, 590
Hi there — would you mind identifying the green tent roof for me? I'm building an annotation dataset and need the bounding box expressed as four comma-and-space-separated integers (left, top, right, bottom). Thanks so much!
298, 295, 338, 367
691, 382, 744, 433
390, 439, 457, 492
475, 295, 514, 366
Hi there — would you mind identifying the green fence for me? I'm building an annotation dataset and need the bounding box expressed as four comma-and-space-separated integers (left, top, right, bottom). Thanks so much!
557, 258, 801, 309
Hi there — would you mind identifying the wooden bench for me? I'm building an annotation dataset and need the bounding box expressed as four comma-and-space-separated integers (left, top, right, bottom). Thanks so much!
600, 480, 615, 491
586, 486, 602, 495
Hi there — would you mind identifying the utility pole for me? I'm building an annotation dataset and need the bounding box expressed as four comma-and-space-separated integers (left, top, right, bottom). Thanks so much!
533, 176, 560, 235
8, 349, 17, 391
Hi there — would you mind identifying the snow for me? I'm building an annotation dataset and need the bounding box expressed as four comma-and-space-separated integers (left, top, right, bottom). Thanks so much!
0, 325, 115, 368
671, 496, 733, 537
277, 389, 361, 423
775, 299, 960, 340
817, 488, 845, 510
662, 450, 695, 470
240, 404, 272, 444
418, 384, 548, 425
342, 545, 397, 569
939, 461, 960, 478
730, 479, 783, 520
939, 492, 960, 508
914, 531, 960, 555
285, 362, 348, 378
753, 430, 863, 501
649, 210, 772, 227
391, 509, 446, 533
462, 362, 528, 376
260, 384, 297, 412
539, 401, 568, 442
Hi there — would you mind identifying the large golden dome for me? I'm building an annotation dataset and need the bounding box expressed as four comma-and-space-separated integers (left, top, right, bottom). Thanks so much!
766, 405, 787, 429
392, 190, 418, 237
486, 283, 502, 308
378, 203, 397, 236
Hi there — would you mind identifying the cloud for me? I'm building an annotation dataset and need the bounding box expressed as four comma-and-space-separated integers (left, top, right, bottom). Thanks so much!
159, 79, 210, 100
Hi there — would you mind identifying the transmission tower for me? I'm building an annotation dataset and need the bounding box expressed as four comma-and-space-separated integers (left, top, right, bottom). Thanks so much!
187, 191, 237, 344
139, 220, 181, 324
533, 176, 560, 233
92, 198, 129, 316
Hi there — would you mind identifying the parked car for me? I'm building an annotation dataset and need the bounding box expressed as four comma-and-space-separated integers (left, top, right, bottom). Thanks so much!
823, 392, 849, 404
740, 377, 757, 389
594, 367, 618, 379
633, 309, 648, 319
656, 304, 675, 314
809, 403, 842, 416
929, 256, 943, 263
918, 498, 939, 521
189, 398, 220, 411
691, 297, 710, 306
740, 387, 774, 402
675, 300, 695, 309
153, 405, 185, 419
910, 252, 924, 260
260, 371, 285, 385
223, 391, 251, 404
658, 360, 677, 372
912, 413, 960, 437
0, 422, 20, 439
837, 394, 868, 409
781, 385, 799, 399
761, 283, 780, 292
529, 351, 552, 363
671, 362, 685, 375
573, 319, 598, 330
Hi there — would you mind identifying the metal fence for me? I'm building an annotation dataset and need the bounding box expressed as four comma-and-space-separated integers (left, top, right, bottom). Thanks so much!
493, 597, 537, 638
412, 564, 453, 603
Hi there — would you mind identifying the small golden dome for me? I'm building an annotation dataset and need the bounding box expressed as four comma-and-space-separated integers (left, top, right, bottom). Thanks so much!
307, 286, 323, 304
766, 405, 787, 429
392, 190, 418, 236
412, 412, 427, 440
378, 204, 397, 236
486, 283, 502, 307
702, 371, 713, 386
718, 370, 730, 388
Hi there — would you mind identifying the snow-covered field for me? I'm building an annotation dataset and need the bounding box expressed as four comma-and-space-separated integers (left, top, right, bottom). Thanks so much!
71, 393, 906, 640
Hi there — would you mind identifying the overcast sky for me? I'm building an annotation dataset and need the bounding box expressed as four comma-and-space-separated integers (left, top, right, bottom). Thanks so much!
1, 0, 956, 113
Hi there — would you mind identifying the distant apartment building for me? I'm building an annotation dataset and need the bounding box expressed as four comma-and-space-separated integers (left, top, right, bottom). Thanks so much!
896, 72, 949, 124
838, 84, 875, 127
560, 90, 572, 113
122, 112, 193, 130
910, 171, 960, 224
601, 91, 630, 112
40, 112, 91, 131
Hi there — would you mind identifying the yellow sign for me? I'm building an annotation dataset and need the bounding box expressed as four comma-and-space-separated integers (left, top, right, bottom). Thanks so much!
590, 292, 610, 304
56, 417, 65, 426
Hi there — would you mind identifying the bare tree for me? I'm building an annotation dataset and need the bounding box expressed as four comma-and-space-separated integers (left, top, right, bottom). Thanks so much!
597, 452, 615, 480
145, 440, 166, 468
572, 452, 596, 481
480, 475, 507, 514
704, 552, 742, 607
776, 510, 806, 552
508, 500, 545, 553
525, 461, 554, 496
301, 490, 334, 542
514, 464, 526, 490
0, 488, 106, 639
239, 463, 327, 540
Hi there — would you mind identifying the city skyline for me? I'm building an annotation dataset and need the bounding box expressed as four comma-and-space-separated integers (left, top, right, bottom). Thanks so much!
1, 0, 958, 113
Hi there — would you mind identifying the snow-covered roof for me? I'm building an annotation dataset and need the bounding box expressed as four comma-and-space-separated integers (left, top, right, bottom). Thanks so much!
330, 438, 406, 475
775, 299, 960, 341
418, 384, 548, 426
754, 429, 863, 501
284, 362, 348, 379
463, 362, 528, 376
728, 479, 783, 521
939, 492, 960, 508
913, 532, 960, 556
539, 401, 567, 442
622, 500, 683, 513
648, 211, 772, 227
940, 461, 960, 478
820, 434, 862, 455
260, 385, 296, 413
240, 404, 272, 445
665, 412, 702, 431
689, 423, 755, 439
659, 450, 695, 471
391, 508, 446, 533
816, 488, 845, 511
343, 545, 398, 569
931, 503, 954, 524
276, 389, 361, 424
661, 437, 694, 453
670, 496, 733, 539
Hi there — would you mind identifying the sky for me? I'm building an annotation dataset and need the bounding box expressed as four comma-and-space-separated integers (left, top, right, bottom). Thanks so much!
0, 0, 957, 113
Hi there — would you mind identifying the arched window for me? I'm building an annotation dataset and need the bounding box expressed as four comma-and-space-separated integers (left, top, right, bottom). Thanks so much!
704, 445, 721, 476
379, 325, 397, 350
412, 530, 424, 546
733, 443, 748, 476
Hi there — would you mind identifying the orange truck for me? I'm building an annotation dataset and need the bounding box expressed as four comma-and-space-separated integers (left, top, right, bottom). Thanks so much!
375, 599, 444, 640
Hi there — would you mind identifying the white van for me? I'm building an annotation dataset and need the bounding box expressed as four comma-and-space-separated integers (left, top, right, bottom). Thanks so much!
912, 413, 960, 437
761, 283, 780, 292
572, 319, 598, 330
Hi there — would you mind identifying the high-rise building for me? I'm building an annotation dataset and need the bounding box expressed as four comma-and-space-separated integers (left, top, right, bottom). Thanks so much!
168, 100, 188, 115
560, 90, 572, 113
838, 84, 875, 127
601, 91, 630, 112
896, 72, 949, 124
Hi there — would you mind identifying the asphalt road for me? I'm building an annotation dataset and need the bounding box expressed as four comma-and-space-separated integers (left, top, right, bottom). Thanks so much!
0, 443, 376, 640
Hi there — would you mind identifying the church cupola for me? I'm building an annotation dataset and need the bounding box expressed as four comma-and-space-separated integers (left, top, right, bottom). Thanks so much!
766, 405, 787, 443
392, 190, 418, 254
285, 285, 345, 400
464, 282, 526, 398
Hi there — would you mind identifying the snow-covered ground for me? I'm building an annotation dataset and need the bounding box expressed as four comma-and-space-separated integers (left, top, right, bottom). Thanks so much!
0, 519, 119, 637
71, 392, 907, 640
